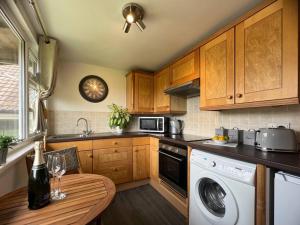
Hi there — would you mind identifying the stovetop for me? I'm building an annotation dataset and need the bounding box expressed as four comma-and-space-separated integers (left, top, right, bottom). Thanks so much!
153, 133, 210, 142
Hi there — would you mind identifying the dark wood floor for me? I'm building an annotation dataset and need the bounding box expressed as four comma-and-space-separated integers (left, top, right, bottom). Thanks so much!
101, 184, 187, 225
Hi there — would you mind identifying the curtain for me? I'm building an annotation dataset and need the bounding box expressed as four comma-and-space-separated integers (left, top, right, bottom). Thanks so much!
34, 36, 58, 134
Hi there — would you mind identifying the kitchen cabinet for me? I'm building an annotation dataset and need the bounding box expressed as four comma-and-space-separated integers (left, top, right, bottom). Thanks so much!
93, 147, 133, 184
78, 150, 93, 173
47, 140, 93, 173
200, 0, 298, 110
126, 71, 154, 113
170, 49, 199, 86
150, 138, 159, 181
133, 145, 150, 181
235, 0, 298, 105
154, 67, 187, 113
47, 140, 92, 152
126, 72, 134, 113
132, 137, 150, 181
200, 28, 235, 108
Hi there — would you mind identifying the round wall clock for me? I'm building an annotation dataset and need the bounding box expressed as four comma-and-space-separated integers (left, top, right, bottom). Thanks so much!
79, 75, 109, 103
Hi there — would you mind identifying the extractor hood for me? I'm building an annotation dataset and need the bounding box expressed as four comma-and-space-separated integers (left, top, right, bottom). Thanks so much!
164, 78, 200, 98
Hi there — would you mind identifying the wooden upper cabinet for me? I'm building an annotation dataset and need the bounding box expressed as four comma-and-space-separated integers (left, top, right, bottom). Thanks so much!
126, 72, 134, 112
235, 0, 298, 104
154, 67, 171, 112
200, 28, 235, 109
170, 49, 200, 86
154, 67, 187, 113
135, 72, 154, 112
126, 71, 154, 113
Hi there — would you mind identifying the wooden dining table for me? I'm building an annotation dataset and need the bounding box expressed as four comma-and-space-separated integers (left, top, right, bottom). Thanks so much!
0, 174, 116, 225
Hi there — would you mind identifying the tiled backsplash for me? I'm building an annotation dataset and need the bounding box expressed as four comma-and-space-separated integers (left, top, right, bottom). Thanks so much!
48, 111, 138, 135
177, 97, 300, 141
48, 97, 300, 142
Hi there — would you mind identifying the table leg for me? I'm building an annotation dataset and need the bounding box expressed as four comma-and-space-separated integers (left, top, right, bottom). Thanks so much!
96, 215, 101, 225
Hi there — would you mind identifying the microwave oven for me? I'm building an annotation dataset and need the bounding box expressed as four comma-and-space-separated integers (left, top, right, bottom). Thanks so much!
138, 117, 169, 133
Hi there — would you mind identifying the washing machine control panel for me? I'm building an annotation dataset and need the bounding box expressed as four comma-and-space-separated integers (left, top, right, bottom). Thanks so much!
191, 150, 256, 185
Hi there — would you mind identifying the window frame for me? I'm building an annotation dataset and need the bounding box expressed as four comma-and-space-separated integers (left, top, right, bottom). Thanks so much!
0, 3, 39, 141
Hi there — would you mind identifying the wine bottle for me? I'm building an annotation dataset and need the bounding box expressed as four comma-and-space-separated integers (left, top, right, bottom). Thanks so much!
28, 141, 50, 210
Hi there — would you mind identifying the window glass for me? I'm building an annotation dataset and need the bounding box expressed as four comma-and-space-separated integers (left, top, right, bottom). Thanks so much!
0, 13, 23, 138
28, 52, 39, 135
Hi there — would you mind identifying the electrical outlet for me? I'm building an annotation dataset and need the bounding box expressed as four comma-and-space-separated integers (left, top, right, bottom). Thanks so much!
267, 122, 291, 128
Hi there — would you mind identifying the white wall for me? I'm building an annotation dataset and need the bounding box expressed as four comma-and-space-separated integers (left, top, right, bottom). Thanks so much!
0, 158, 28, 197
48, 62, 128, 112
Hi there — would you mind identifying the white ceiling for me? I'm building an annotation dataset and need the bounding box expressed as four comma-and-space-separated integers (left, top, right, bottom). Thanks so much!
25, 0, 262, 71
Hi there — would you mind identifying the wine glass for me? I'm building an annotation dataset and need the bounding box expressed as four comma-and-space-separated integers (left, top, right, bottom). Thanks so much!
46, 155, 56, 198
52, 154, 67, 200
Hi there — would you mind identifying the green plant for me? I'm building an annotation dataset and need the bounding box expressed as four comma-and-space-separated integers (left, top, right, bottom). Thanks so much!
108, 104, 131, 129
0, 135, 14, 150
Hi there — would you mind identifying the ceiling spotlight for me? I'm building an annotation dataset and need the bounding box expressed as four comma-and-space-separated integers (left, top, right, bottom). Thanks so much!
122, 3, 146, 33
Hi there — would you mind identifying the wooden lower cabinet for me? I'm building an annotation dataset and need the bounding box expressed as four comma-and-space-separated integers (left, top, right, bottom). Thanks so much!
150, 138, 159, 181
93, 147, 133, 184
47, 140, 92, 152
78, 150, 93, 173
133, 145, 150, 181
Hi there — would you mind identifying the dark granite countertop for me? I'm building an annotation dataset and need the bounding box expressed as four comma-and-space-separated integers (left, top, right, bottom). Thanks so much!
47, 132, 300, 175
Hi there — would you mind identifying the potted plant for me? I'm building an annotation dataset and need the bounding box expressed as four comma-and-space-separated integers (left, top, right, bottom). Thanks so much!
0, 135, 14, 165
108, 104, 131, 134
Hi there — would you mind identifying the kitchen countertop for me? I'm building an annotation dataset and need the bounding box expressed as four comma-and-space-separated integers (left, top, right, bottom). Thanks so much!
47, 132, 300, 175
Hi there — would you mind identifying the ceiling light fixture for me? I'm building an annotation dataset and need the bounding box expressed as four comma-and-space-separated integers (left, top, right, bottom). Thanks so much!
122, 3, 146, 33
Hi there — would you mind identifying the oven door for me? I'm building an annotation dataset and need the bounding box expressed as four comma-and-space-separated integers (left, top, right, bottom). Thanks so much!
139, 117, 160, 132
159, 149, 187, 196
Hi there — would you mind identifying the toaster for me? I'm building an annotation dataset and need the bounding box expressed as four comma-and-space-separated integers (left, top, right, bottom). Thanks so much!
255, 126, 298, 152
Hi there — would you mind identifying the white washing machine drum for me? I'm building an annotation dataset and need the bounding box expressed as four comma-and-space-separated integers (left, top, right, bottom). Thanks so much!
193, 171, 239, 225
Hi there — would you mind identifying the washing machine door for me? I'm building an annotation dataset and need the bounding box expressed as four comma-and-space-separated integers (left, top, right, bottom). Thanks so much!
193, 171, 238, 225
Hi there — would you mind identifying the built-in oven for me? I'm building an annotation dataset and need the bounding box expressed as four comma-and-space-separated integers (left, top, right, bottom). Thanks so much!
139, 117, 169, 133
159, 140, 187, 197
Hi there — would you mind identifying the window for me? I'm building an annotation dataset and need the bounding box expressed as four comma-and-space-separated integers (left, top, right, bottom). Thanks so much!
28, 52, 39, 135
0, 12, 24, 139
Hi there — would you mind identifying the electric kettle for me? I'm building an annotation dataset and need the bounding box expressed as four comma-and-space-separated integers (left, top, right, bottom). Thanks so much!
169, 118, 184, 135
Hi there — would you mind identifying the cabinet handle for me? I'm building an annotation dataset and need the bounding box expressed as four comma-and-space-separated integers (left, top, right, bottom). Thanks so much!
88, 153, 93, 158
236, 93, 243, 98
114, 149, 118, 153
227, 95, 233, 100
114, 168, 118, 172
114, 142, 118, 145
135, 150, 139, 152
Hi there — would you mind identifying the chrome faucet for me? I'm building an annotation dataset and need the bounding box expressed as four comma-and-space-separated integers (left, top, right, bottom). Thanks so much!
76, 118, 93, 136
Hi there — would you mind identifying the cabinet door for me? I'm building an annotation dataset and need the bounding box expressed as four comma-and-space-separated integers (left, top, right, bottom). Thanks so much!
126, 72, 134, 112
93, 147, 133, 184
170, 49, 199, 86
133, 145, 150, 181
150, 148, 159, 181
134, 72, 154, 112
200, 28, 235, 108
47, 141, 92, 152
78, 150, 93, 173
236, 0, 298, 103
154, 67, 171, 112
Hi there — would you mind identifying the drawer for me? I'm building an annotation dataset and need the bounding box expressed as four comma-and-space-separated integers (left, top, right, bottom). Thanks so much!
132, 137, 150, 146
47, 141, 92, 152
93, 138, 132, 149
93, 147, 132, 166
94, 164, 133, 184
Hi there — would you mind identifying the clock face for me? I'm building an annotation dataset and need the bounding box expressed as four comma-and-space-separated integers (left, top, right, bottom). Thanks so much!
79, 75, 108, 103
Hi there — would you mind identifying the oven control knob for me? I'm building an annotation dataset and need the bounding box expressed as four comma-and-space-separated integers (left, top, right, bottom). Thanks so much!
209, 161, 216, 167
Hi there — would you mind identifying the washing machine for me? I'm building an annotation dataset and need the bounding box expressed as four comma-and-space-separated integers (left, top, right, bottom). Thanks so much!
189, 149, 256, 225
